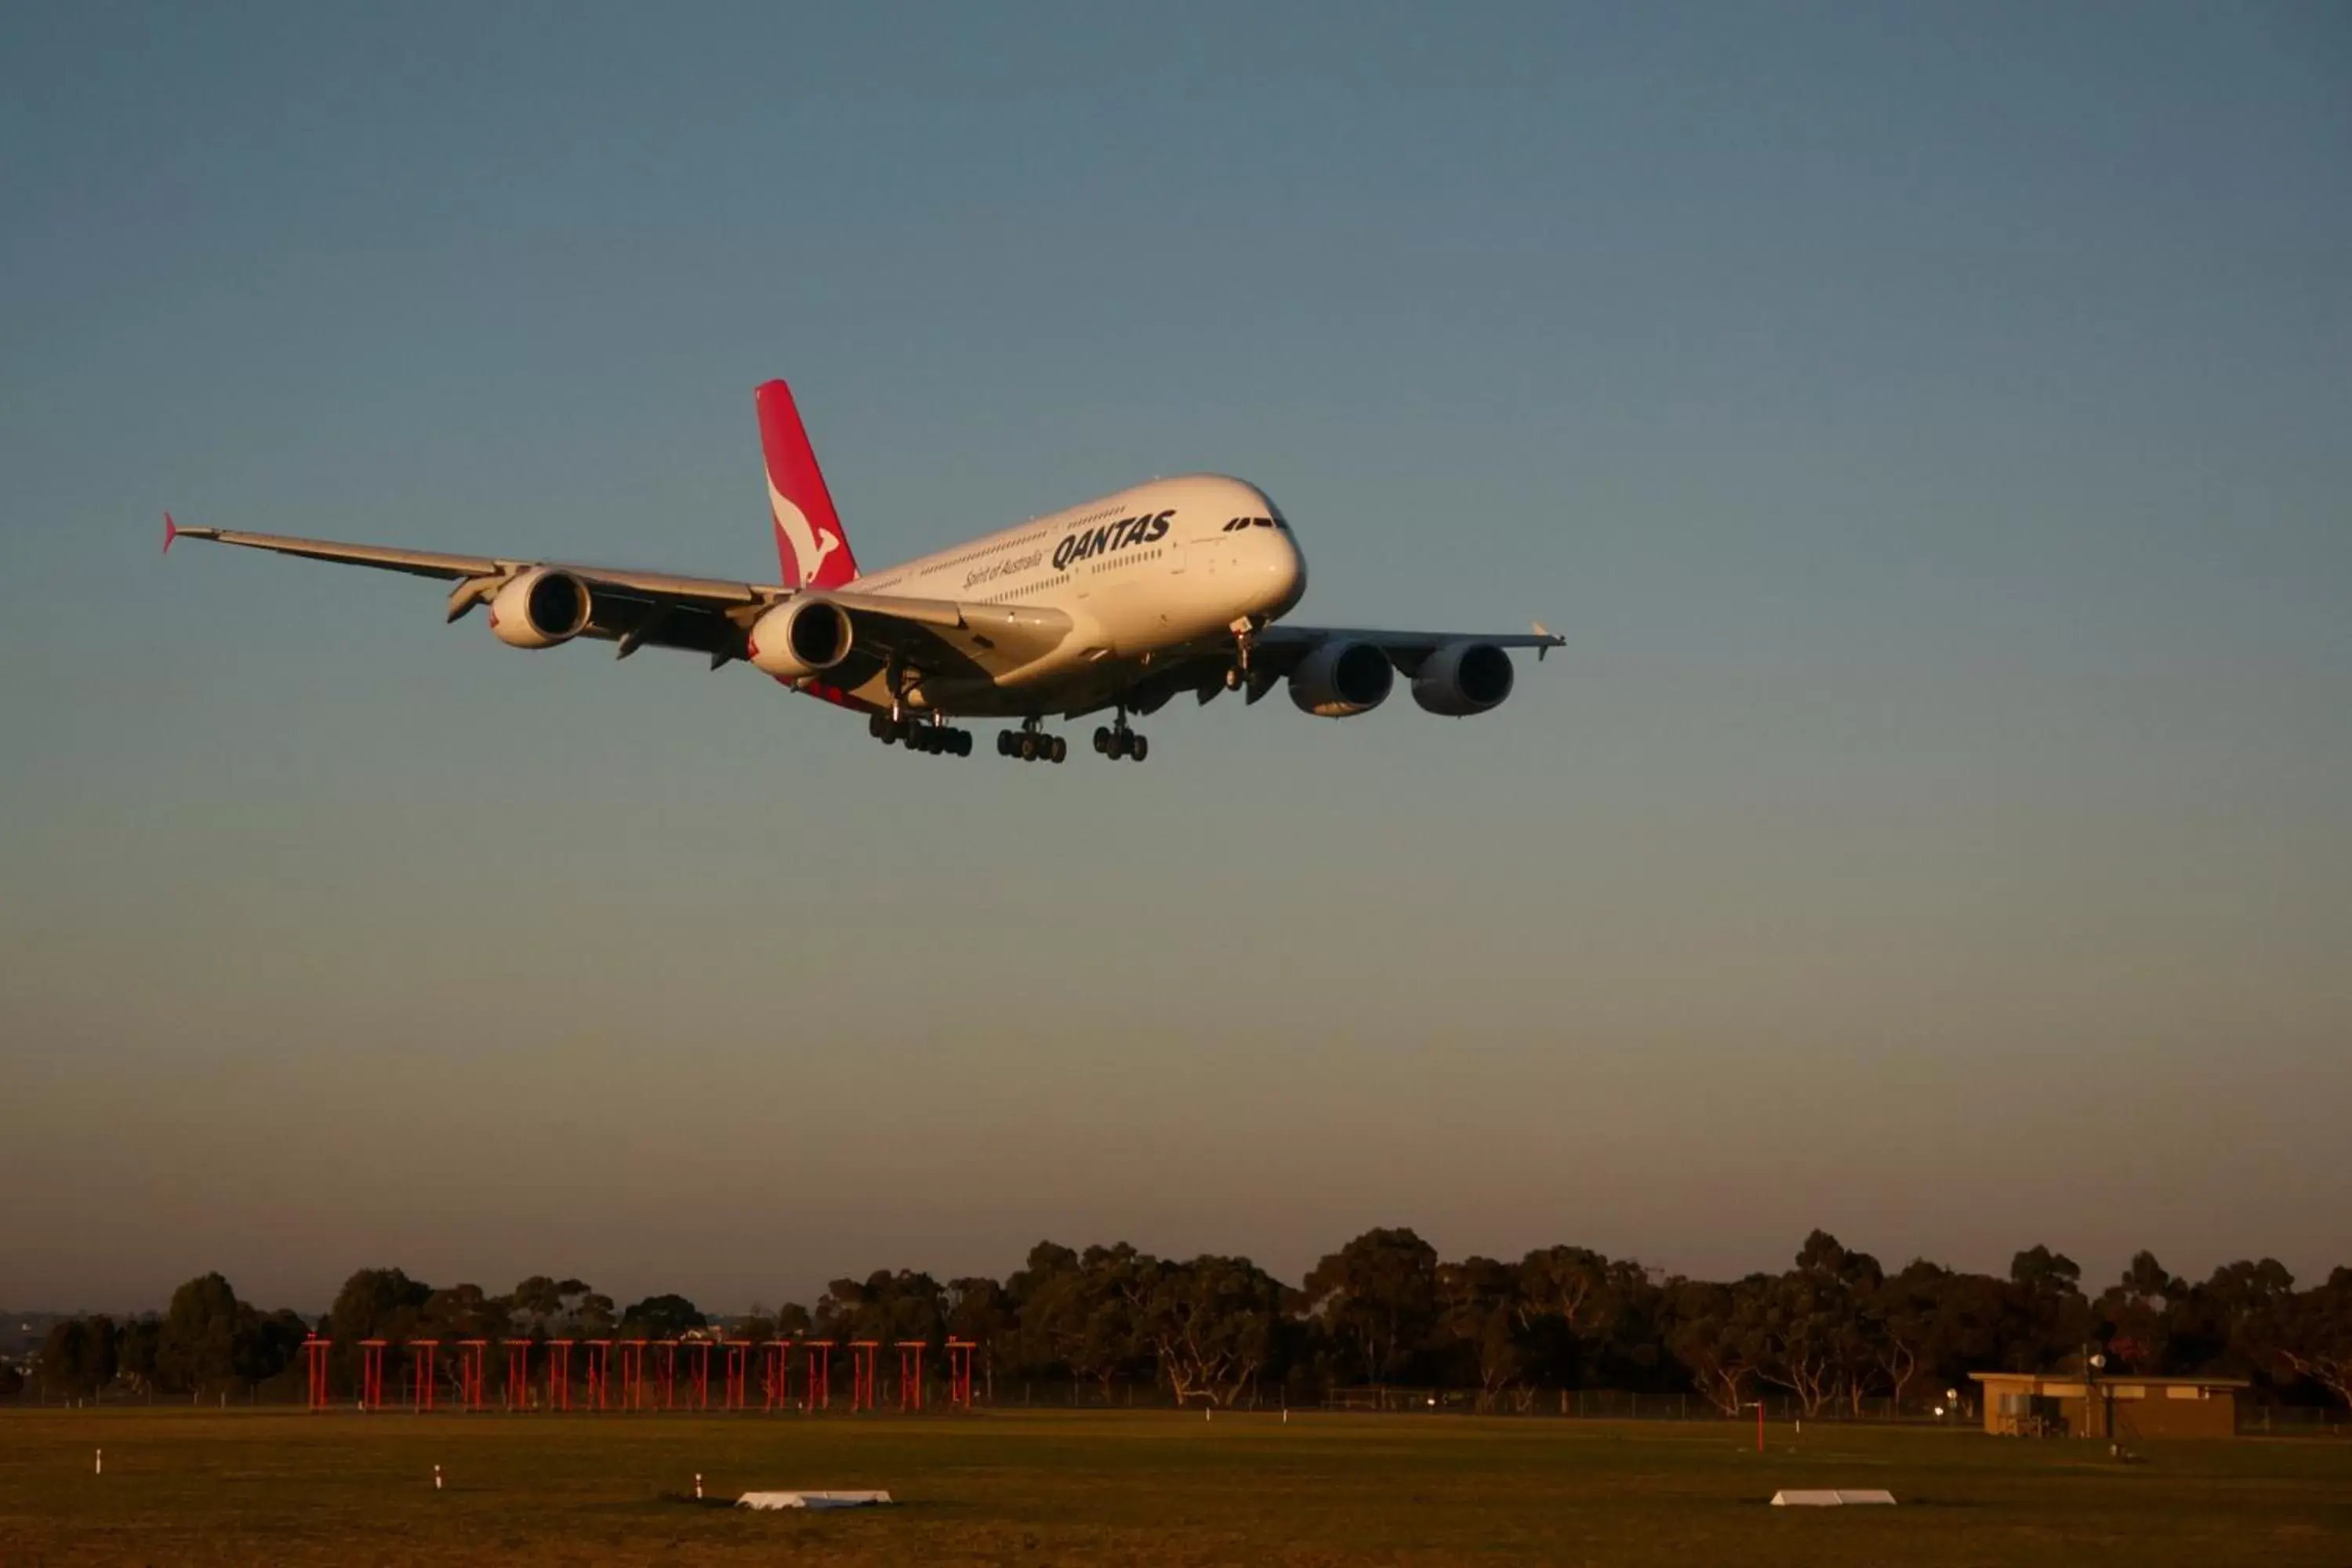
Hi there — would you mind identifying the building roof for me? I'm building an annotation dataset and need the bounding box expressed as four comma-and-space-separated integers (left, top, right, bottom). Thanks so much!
1968, 1372, 2251, 1388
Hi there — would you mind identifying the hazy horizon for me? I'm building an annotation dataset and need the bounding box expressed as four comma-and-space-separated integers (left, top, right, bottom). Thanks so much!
5, 2, 2347, 1317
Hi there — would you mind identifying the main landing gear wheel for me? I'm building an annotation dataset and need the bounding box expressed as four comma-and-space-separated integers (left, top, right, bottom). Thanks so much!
891, 721, 970, 757
998, 725, 1065, 764
1094, 724, 1149, 762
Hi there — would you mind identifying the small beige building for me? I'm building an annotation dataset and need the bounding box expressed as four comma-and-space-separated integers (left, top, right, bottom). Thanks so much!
1969, 1372, 2249, 1439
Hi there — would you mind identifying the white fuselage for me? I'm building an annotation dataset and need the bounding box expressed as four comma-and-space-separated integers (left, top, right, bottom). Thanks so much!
837, 474, 1306, 717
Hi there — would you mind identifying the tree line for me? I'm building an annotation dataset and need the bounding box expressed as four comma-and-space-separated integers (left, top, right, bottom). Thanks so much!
15, 1229, 2351, 1415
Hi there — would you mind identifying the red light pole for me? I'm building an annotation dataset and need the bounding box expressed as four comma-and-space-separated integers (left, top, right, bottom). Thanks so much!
408, 1341, 439, 1413
946, 1339, 976, 1410
359, 1339, 388, 1412
546, 1340, 574, 1413
584, 1341, 612, 1411
723, 1341, 750, 1411
850, 1341, 880, 1412
656, 1340, 678, 1410
803, 1341, 835, 1412
301, 1335, 332, 1412
897, 1341, 927, 1412
502, 1340, 532, 1411
619, 1341, 647, 1411
456, 1340, 488, 1412
760, 1341, 790, 1412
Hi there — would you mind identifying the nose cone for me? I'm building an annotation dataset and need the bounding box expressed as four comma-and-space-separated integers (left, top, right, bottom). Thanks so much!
1266, 528, 1306, 617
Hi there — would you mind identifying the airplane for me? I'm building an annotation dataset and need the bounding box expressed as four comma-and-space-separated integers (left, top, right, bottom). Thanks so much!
167, 379, 1563, 764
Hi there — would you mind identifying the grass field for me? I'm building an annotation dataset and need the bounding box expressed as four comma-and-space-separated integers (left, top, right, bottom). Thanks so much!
2, 1408, 2347, 1566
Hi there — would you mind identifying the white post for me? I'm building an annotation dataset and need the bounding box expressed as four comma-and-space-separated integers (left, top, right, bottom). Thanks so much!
695, 1473, 704, 1500
95, 1448, 103, 1475
434, 1465, 442, 1491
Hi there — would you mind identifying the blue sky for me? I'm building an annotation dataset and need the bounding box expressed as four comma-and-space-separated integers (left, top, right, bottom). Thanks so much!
3, 2, 2347, 1312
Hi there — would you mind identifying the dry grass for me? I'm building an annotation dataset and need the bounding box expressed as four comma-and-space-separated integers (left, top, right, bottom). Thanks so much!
2, 1406, 2347, 1566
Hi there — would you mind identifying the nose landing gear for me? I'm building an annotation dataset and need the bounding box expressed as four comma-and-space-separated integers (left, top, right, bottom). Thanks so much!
1225, 616, 1261, 690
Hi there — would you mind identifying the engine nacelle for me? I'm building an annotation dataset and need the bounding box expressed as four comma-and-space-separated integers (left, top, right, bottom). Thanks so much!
1411, 641, 1515, 716
1288, 638, 1394, 717
746, 597, 855, 681
488, 568, 592, 648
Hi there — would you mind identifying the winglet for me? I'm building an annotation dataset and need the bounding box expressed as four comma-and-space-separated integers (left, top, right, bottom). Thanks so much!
162, 512, 178, 554
1534, 620, 1560, 661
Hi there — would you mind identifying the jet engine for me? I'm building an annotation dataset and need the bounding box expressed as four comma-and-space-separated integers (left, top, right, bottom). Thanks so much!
1411, 641, 1515, 715
746, 597, 855, 680
1288, 639, 1394, 717
488, 568, 593, 648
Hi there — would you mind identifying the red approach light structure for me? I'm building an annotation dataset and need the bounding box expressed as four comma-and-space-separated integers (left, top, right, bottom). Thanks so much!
619, 1341, 648, 1411
584, 1341, 613, 1412
456, 1340, 489, 1412
408, 1341, 440, 1413
897, 1341, 926, 1412
359, 1339, 389, 1412
760, 1341, 790, 1412
947, 1338, 977, 1410
405, 1345, 437, 1420
546, 1340, 575, 1412
301, 1335, 332, 1411
723, 1341, 750, 1412
502, 1340, 532, 1412
850, 1341, 880, 1412
317, 1334, 982, 1418
803, 1341, 835, 1413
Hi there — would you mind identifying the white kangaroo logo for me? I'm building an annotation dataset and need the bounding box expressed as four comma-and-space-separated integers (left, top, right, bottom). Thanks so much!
768, 474, 840, 585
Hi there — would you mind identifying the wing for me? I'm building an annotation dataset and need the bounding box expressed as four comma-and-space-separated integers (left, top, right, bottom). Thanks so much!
168, 518, 775, 660
165, 517, 1075, 677
1253, 622, 1565, 674
1089, 621, 1565, 717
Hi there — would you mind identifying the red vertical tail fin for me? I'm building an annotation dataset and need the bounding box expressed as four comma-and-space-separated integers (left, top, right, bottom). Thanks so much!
755, 379, 860, 590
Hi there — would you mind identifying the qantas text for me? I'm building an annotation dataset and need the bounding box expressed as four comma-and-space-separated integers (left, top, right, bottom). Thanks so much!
1053, 510, 1173, 572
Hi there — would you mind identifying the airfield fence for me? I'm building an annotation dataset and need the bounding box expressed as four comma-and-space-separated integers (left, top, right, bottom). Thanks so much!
9, 1378, 2343, 1433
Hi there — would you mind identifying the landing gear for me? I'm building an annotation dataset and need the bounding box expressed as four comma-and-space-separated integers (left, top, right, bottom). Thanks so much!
873, 712, 970, 757
997, 718, 1066, 764
1093, 716, 1149, 762
1225, 617, 1259, 691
